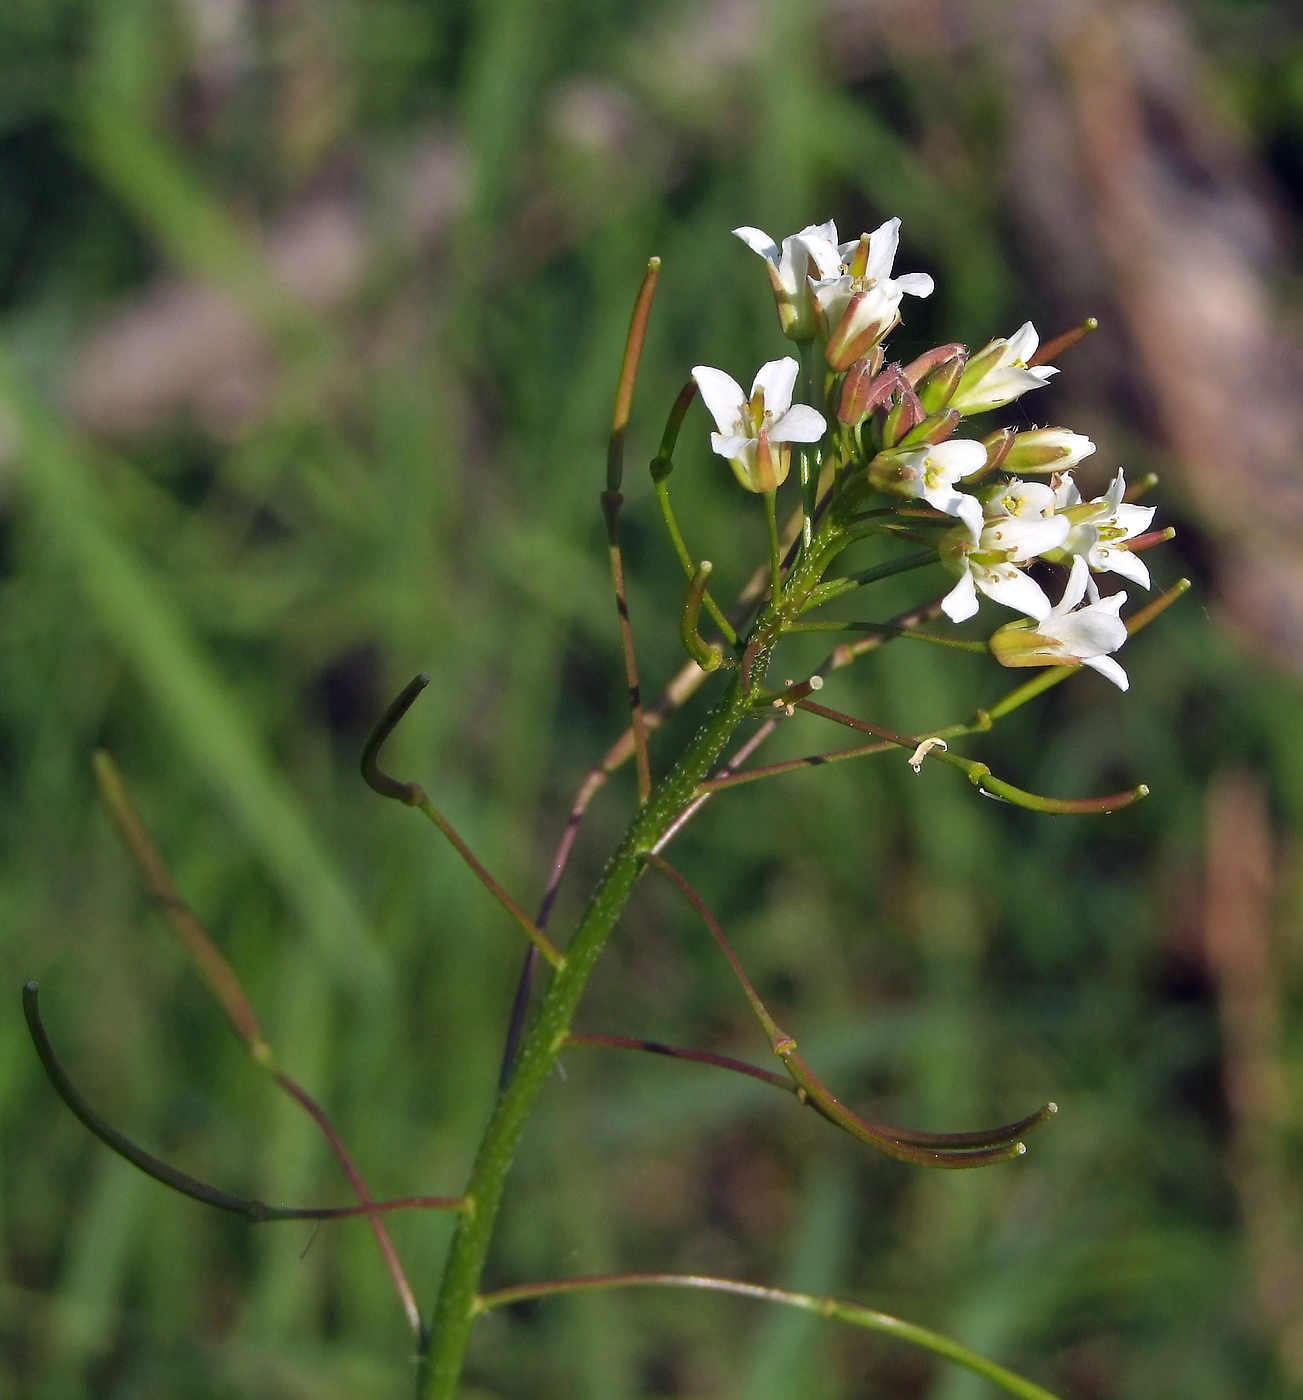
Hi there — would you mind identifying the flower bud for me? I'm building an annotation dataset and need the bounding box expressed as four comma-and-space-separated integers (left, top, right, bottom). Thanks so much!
915, 350, 968, 414
981, 428, 1016, 473
823, 284, 900, 371
898, 408, 961, 448
882, 392, 924, 447
746, 428, 790, 494
950, 322, 1057, 415
1002, 428, 1096, 474
836, 352, 887, 426
988, 619, 1078, 670
902, 343, 966, 387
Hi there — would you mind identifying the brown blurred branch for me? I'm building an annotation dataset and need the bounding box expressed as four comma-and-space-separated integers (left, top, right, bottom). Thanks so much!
1204, 770, 1303, 1376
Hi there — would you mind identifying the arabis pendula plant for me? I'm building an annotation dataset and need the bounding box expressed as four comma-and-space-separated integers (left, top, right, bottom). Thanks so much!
27, 213, 1186, 1400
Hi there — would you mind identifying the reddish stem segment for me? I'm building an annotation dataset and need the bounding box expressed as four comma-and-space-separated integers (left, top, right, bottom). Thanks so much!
361, 676, 563, 967
565, 1034, 793, 1091
795, 700, 1148, 816
603, 256, 662, 803
93, 752, 427, 1335
23, 983, 466, 1232
1027, 316, 1098, 366
643, 856, 1051, 1166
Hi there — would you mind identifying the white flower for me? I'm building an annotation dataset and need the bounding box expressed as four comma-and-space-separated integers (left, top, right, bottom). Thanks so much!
1003, 428, 1096, 474
733, 222, 843, 341
1051, 470, 1155, 587
990, 556, 1130, 690
692, 358, 827, 493
869, 439, 988, 527
811, 218, 935, 370
939, 482, 1071, 623
950, 322, 1058, 415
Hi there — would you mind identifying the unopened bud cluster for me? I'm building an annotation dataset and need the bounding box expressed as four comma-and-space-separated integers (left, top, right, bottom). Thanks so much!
686, 216, 1172, 691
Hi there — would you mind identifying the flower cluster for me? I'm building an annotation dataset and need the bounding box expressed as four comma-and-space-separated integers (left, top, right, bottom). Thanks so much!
687, 216, 1170, 691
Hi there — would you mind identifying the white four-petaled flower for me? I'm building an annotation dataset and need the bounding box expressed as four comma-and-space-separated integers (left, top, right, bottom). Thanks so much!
809, 218, 935, 369
950, 322, 1058, 415
692, 358, 827, 494
990, 556, 1130, 690
733, 217, 933, 361
1051, 469, 1156, 588
732, 222, 843, 342
938, 479, 1070, 623
876, 439, 988, 531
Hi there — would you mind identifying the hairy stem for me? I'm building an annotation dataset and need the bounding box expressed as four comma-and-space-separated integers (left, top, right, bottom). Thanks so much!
418, 680, 752, 1396
417, 540, 828, 1397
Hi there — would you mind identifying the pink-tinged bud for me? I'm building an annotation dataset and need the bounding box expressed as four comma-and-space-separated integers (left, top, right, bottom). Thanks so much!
1002, 428, 1095, 473
915, 350, 967, 414
836, 354, 891, 426
982, 428, 1017, 473
898, 408, 961, 447
902, 343, 966, 387
823, 285, 900, 371
882, 392, 925, 448
748, 428, 790, 494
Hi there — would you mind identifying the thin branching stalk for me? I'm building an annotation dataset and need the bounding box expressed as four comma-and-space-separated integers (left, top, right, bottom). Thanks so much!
473, 1273, 1061, 1400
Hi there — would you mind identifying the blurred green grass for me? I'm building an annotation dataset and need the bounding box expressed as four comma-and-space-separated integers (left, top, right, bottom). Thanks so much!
1, 0, 1303, 1397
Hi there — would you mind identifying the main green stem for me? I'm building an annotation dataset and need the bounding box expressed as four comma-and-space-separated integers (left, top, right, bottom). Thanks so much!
417, 531, 834, 1398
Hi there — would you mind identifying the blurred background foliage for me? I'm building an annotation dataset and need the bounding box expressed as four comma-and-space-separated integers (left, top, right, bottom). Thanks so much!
3, 0, 1303, 1396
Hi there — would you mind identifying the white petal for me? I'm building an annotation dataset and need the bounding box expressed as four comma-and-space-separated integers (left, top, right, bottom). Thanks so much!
921, 484, 964, 514
1095, 547, 1151, 589
732, 227, 779, 264
769, 404, 826, 443
957, 367, 1056, 414
1102, 471, 1126, 511
985, 513, 1070, 560
894, 272, 935, 298
1054, 477, 1082, 509
952, 493, 986, 537
992, 480, 1057, 518
1006, 321, 1040, 365
800, 220, 839, 247
710, 433, 751, 459
797, 231, 843, 280
941, 569, 979, 623
1082, 654, 1129, 691
930, 439, 988, 478
1113, 503, 1155, 541
1054, 555, 1090, 614
979, 568, 1052, 620
866, 217, 901, 282
692, 366, 747, 436
752, 357, 800, 416
1046, 603, 1127, 657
